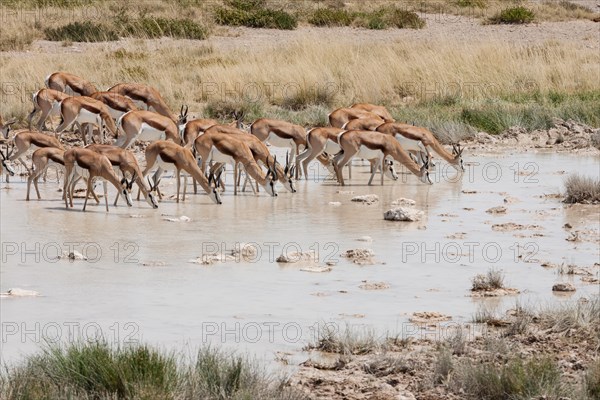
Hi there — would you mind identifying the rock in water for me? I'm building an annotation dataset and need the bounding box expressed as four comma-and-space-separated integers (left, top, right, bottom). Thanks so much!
6, 288, 40, 297
391, 198, 416, 207
552, 283, 576, 292
384, 207, 424, 222
486, 206, 507, 214
351, 194, 379, 204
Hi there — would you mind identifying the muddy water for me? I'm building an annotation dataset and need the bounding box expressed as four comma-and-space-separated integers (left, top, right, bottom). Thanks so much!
1, 151, 598, 365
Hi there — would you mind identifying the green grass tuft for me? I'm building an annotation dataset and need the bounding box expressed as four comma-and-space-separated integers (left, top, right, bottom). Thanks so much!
488, 6, 535, 24
44, 21, 118, 42
215, 0, 298, 30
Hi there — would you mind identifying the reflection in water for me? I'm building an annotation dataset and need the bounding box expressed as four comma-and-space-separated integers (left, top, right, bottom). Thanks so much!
1, 151, 598, 364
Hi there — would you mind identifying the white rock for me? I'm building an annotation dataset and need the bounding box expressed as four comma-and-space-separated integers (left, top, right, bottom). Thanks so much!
351, 194, 379, 204
356, 236, 373, 242
4, 288, 40, 297
391, 198, 416, 207
55, 251, 87, 261
328, 201, 342, 206
384, 207, 424, 222
276, 251, 317, 263
163, 215, 191, 222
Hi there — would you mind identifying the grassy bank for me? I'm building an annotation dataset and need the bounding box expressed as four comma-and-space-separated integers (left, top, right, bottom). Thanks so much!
0, 341, 304, 399
1, 36, 598, 137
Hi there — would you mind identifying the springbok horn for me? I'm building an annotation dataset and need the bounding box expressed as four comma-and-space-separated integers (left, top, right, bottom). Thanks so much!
272, 155, 278, 181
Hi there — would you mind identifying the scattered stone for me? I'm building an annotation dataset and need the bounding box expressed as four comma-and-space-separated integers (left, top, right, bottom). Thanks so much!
391, 198, 416, 207
384, 207, 424, 222
463, 207, 475, 211
552, 283, 576, 292
300, 266, 332, 273
338, 313, 365, 318
409, 312, 452, 324
564, 223, 573, 229
341, 249, 375, 265
356, 236, 373, 242
359, 281, 391, 290
276, 251, 317, 264
541, 261, 560, 268
325, 261, 337, 266
1, 288, 40, 297
469, 288, 520, 297
188, 254, 235, 265
328, 201, 341, 206
492, 223, 543, 232
503, 196, 519, 204
486, 206, 507, 214
163, 215, 191, 222
337, 190, 355, 195
461, 190, 477, 194
351, 194, 379, 204
438, 213, 458, 217
140, 261, 168, 267
128, 214, 146, 218
54, 250, 87, 261
446, 232, 467, 239
581, 276, 599, 284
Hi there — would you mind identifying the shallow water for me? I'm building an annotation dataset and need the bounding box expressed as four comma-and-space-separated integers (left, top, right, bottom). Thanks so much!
1, 150, 598, 366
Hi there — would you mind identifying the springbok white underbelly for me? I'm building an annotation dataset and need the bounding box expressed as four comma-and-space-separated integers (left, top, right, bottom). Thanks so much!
107, 107, 126, 121
209, 147, 235, 166
78, 109, 101, 126
395, 134, 426, 153
356, 145, 383, 161
137, 123, 166, 142
324, 139, 341, 155
266, 132, 294, 148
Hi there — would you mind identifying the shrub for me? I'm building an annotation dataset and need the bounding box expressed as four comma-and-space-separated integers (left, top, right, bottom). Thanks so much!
122, 17, 209, 40
563, 174, 600, 204
44, 21, 118, 42
451, 357, 565, 399
215, 1, 297, 30
586, 359, 600, 399
471, 269, 504, 291
489, 6, 535, 24
308, 8, 355, 27
455, 0, 487, 7
356, 7, 425, 30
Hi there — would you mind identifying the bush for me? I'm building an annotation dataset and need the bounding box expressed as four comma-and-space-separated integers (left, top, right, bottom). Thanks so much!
455, 0, 487, 7
451, 357, 565, 399
44, 21, 118, 42
356, 7, 425, 30
122, 17, 209, 40
489, 6, 535, 24
308, 8, 355, 27
471, 269, 504, 291
215, 1, 297, 30
563, 174, 600, 204
586, 359, 600, 399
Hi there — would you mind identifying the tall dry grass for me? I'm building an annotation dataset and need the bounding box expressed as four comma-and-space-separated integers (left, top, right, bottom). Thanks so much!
1, 35, 598, 130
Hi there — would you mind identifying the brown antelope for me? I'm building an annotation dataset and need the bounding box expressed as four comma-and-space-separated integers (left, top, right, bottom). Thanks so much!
85, 144, 159, 209
27, 89, 71, 131
45, 72, 97, 96
55, 96, 118, 145
26, 147, 65, 201
181, 112, 245, 147
376, 122, 464, 172
350, 103, 395, 122
333, 130, 432, 186
200, 124, 296, 194
296, 127, 344, 178
141, 140, 222, 204
194, 132, 279, 197
342, 117, 386, 131
7, 130, 64, 172
115, 110, 183, 149
249, 118, 306, 178
63, 148, 134, 212
107, 83, 183, 123
328, 108, 384, 129
89, 91, 138, 120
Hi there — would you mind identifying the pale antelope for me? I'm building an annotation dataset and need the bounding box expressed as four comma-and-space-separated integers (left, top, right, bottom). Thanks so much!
115, 110, 183, 149
350, 103, 394, 122
7, 130, 64, 172
181, 111, 245, 147
55, 96, 118, 145
250, 118, 306, 178
194, 132, 279, 197
141, 140, 222, 204
27, 89, 71, 131
45, 72, 97, 96
328, 108, 383, 129
89, 91, 138, 120
107, 83, 184, 123
63, 148, 134, 212
85, 144, 159, 209
377, 122, 464, 172
296, 127, 344, 178
26, 147, 65, 201
201, 125, 296, 194
334, 130, 432, 186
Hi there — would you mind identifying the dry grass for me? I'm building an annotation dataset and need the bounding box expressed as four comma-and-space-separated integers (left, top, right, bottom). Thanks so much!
471, 268, 505, 291
563, 174, 600, 204
1, 36, 598, 129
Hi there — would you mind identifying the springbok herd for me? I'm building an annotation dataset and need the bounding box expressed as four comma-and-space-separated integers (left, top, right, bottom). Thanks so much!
0, 72, 466, 211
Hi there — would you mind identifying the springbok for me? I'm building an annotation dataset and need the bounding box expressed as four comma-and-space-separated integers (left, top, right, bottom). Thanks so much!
26, 147, 65, 201
107, 83, 183, 123
27, 89, 71, 131
55, 96, 118, 145
45, 72, 97, 96
328, 108, 383, 129
115, 110, 183, 149
350, 103, 394, 122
